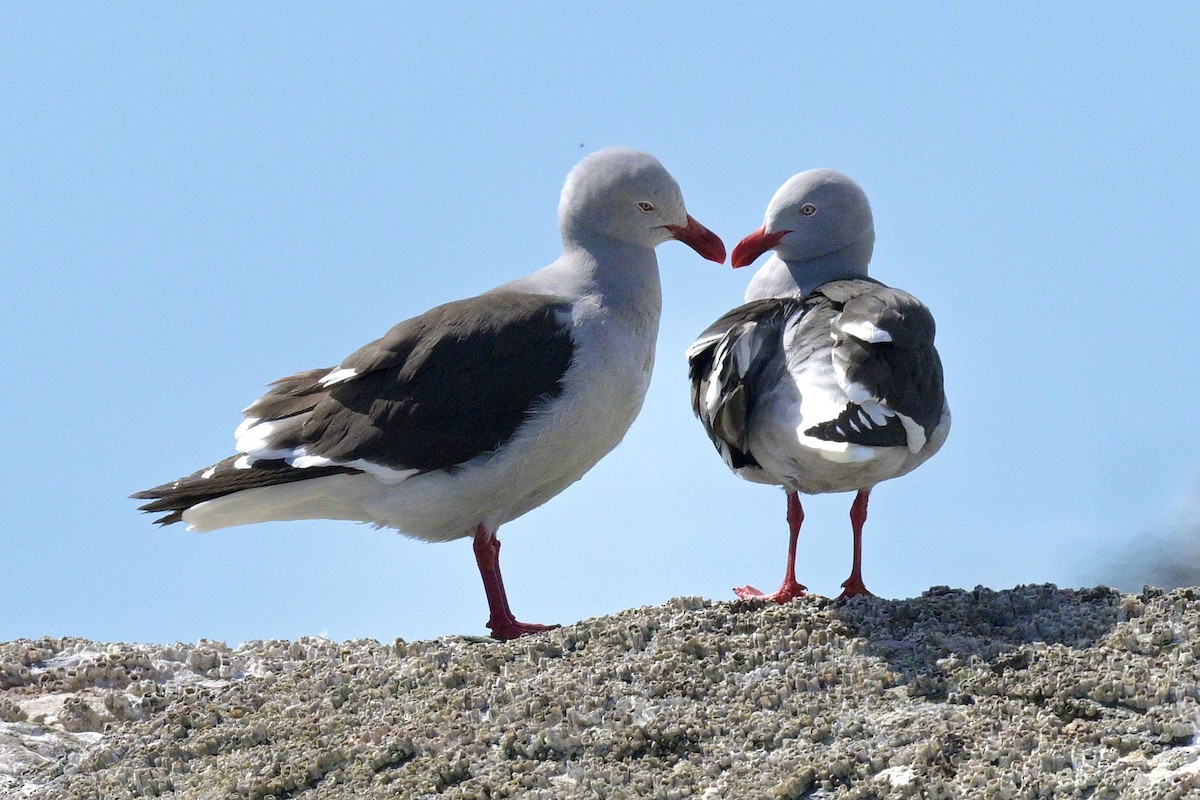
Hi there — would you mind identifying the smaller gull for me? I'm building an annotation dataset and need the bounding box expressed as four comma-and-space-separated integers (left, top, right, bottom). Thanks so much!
687, 169, 949, 601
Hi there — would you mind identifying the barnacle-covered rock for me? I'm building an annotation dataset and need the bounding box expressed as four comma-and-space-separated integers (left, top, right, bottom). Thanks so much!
2, 585, 1199, 798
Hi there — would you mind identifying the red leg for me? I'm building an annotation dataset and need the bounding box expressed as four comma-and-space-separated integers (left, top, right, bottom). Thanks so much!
472, 525, 559, 640
837, 489, 875, 600
735, 491, 808, 603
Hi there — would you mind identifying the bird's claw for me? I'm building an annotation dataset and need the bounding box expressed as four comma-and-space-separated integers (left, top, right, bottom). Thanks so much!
487, 620, 560, 641
835, 577, 874, 602
734, 581, 807, 604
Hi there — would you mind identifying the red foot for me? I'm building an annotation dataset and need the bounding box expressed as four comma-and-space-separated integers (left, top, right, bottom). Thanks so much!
836, 490, 874, 602
835, 576, 874, 602
734, 580, 807, 604
487, 619, 560, 641
736, 492, 809, 604
473, 525, 560, 640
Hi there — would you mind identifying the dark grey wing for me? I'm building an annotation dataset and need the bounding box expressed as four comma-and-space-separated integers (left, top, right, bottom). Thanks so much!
246, 290, 576, 473
134, 291, 576, 525
686, 298, 799, 470
803, 280, 945, 452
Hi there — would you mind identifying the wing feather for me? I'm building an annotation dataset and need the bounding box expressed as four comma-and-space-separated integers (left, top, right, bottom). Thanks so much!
688, 298, 796, 469
244, 291, 576, 474
805, 280, 945, 452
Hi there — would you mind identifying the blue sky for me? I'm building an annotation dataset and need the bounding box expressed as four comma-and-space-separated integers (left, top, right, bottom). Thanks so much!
3, 5, 1198, 645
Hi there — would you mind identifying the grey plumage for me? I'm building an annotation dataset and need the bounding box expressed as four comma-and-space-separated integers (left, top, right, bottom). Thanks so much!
688, 168, 949, 602
689, 278, 945, 464
132, 148, 726, 640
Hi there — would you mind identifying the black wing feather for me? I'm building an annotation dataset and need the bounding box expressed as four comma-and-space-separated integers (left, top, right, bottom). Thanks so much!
805, 280, 945, 447
804, 404, 908, 447
688, 298, 797, 469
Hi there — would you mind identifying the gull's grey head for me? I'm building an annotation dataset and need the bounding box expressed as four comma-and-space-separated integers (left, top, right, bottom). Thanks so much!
558, 148, 725, 262
733, 169, 875, 269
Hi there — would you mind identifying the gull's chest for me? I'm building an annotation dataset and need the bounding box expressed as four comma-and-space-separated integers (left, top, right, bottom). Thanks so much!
552, 304, 659, 449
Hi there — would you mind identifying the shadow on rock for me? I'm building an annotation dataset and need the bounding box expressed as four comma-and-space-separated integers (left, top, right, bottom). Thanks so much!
833, 583, 1123, 698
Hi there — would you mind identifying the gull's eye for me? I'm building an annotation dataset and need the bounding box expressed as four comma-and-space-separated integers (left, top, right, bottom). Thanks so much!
638, 202, 655, 213
799, 203, 817, 216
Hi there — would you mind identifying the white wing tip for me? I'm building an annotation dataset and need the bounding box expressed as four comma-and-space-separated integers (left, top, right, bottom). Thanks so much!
233, 416, 259, 440
897, 413, 927, 453
685, 333, 723, 360
319, 367, 358, 387
840, 319, 892, 344
235, 418, 280, 455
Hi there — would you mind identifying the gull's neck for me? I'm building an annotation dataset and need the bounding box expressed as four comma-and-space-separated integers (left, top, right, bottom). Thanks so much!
744, 240, 873, 302
498, 232, 663, 321
565, 234, 661, 310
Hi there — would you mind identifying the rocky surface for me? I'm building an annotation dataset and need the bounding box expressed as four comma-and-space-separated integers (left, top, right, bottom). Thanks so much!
3, 584, 1199, 799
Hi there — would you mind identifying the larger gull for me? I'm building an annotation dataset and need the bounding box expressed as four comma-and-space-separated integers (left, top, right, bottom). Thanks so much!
687, 169, 948, 601
135, 148, 725, 640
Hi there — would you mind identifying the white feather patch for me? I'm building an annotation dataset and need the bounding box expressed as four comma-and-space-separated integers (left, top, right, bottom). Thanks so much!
840, 319, 892, 343
861, 401, 890, 427
319, 367, 358, 387
234, 410, 420, 485
699, 332, 746, 414
731, 326, 758, 368
235, 418, 279, 454
233, 416, 259, 441
703, 373, 725, 414
228, 446, 421, 486
290, 453, 418, 485
684, 331, 723, 361
897, 412, 927, 453
288, 453, 334, 470
843, 379, 872, 405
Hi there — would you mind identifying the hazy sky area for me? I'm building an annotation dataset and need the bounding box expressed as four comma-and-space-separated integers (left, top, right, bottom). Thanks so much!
3, 5, 1198, 644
